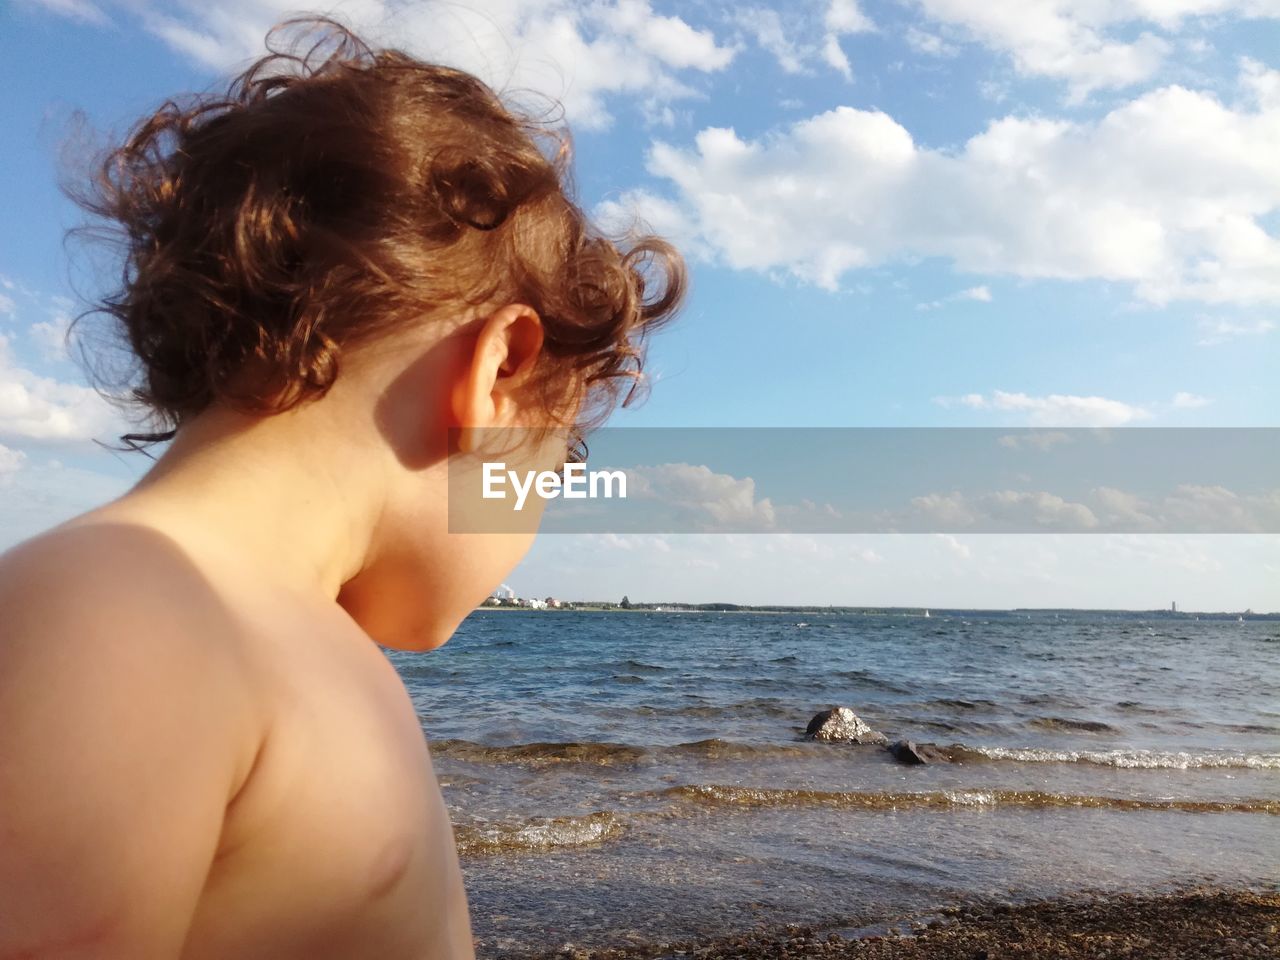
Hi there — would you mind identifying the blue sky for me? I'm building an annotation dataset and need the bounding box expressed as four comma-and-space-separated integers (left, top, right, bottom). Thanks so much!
1, 0, 1277, 608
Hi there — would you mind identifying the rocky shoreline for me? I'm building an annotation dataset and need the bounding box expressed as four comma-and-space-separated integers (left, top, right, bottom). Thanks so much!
513, 888, 1280, 960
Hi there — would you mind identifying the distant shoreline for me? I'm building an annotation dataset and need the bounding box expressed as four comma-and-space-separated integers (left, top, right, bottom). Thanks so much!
475, 604, 1279, 619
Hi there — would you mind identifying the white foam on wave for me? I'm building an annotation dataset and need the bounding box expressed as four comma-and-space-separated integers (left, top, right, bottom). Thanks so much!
972, 746, 1280, 770
455, 811, 626, 855
941, 790, 998, 806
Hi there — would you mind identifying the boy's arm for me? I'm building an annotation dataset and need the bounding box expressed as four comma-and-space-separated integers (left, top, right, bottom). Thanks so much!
0, 527, 256, 958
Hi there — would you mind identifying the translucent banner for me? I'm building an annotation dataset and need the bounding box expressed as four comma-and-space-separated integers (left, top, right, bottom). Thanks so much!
447, 428, 1280, 534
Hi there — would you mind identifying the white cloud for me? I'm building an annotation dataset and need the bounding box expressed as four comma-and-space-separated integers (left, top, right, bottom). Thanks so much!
910, 492, 979, 527
628, 462, 777, 529
906, 490, 1101, 531
902, 484, 1280, 533
917, 284, 992, 310
1091, 486, 1160, 530
734, 7, 806, 74
0, 457, 134, 549
65, 0, 735, 131
852, 545, 883, 563
0, 333, 119, 444
614, 0, 735, 71
20, 0, 109, 26
619, 62, 1280, 304
1160, 484, 1280, 533
1093, 486, 1270, 537
27, 303, 75, 363
1171, 391, 1212, 409
573, 532, 673, 554
1097, 534, 1227, 578
825, 0, 873, 35
27, 322, 69, 362
939, 390, 1153, 426
823, 0, 873, 80
912, 0, 1174, 101
0, 443, 26, 481
734, 1, 872, 81
937, 533, 972, 560
1195, 315, 1276, 345
908, 0, 1280, 101
904, 25, 958, 57
0, 285, 77, 362
821, 33, 853, 80
985, 490, 1102, 530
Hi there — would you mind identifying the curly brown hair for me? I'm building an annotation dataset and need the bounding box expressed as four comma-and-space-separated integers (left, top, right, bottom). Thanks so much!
64, 15, 685, 455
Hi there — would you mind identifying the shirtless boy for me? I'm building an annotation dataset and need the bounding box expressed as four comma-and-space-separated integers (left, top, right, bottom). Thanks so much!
0, 18, 683, 958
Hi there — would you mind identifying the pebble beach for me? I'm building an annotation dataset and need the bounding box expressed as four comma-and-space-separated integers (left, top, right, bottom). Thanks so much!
523, 889, 1280, 960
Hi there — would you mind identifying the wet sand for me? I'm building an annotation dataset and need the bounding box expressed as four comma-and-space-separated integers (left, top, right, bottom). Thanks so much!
518, 888, 1280, 960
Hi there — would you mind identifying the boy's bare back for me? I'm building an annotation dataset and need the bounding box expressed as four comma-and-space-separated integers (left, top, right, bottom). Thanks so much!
0, 514, 474, 959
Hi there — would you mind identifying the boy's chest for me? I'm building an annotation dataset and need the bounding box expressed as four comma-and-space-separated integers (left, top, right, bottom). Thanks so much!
180, 613, 471, 959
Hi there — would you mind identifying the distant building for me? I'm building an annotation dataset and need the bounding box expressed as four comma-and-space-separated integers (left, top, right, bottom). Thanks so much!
545, 597, 563, 608
1172, 601, 1177, 613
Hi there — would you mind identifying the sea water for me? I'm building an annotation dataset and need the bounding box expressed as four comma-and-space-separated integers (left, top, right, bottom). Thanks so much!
386, 610, 1280, 956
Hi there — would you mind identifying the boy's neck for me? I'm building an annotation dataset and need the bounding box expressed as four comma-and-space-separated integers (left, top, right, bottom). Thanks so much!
114, 401, 385, 603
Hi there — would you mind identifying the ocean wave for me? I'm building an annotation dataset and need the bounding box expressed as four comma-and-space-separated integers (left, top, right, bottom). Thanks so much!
833, 669, 912, 693
659, 784, 1280, 815
617, 659, 667, 673
431, 736, 1280, 771
430, 737, 815, 765
447, 784, 1280, 859
431, 739, 650, 765
668, 738, 816, 760
1030, 716, 1120, 733
1114, 701, 1174, 715
928, 698, 1000, 711
967, 746, 1280, 770
454, 811, 625, 856
628, 699, 796, 720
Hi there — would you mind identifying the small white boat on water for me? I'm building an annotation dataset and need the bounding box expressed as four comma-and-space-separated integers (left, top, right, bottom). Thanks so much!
924, 609, 931, 618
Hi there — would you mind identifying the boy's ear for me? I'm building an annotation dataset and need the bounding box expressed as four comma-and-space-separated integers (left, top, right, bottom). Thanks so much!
451, 303, 544, 448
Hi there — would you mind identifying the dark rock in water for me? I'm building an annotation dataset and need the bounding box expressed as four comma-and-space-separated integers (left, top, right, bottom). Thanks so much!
887, 739, 952, 764
887, 739, 928, 764
804, 707, 887, 744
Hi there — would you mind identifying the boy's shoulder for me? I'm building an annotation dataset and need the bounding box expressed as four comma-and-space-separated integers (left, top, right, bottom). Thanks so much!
0, 513, 263, 778
0, 516, 244, 657
0, 517, 267, 958
0, 515, 265, 745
